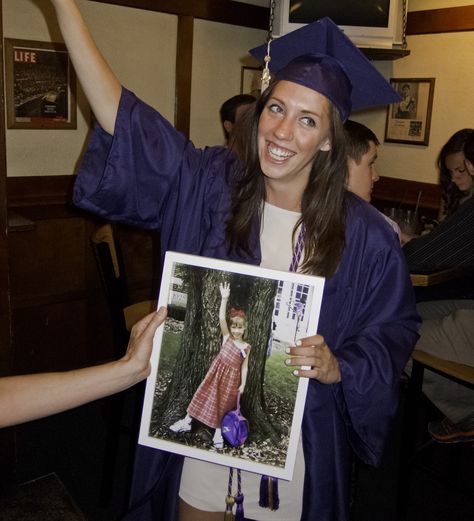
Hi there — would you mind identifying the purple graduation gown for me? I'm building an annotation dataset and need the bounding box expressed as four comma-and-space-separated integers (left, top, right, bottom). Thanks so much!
74, 88, 420, 521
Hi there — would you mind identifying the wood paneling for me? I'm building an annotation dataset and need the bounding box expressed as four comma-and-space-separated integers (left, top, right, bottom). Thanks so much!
0, 0, 15, 487
7, 177, 159, 374
407, 6, 474, 35
89, 0, 269, 29
7, 175, 75, 207
175, 15, 194, 137
372, 176, 441, 219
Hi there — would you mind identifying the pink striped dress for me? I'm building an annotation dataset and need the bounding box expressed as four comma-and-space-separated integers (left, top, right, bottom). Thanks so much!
187, 335, 250, 428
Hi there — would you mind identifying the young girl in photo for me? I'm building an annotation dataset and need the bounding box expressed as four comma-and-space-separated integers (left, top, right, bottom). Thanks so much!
169, 283, 251, 449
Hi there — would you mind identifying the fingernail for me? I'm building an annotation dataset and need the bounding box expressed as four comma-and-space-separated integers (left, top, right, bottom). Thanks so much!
293, 370, 299, 377
285, 347, 290, 354
295, 339, 302, 346
285, 358, 291, 365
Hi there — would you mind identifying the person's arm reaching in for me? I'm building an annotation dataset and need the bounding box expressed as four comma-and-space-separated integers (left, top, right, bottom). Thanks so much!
0, 307, 167, 428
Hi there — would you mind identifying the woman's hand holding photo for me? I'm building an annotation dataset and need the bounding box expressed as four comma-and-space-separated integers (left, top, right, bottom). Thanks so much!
285, 334, 341, 384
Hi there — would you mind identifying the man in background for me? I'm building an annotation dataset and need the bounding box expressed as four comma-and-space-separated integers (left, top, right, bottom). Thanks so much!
219, 93, 256, 148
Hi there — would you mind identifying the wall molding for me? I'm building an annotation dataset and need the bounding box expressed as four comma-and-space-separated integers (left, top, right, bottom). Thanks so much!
7, 175, 75, 208
89, 0, 268, 29
407, 6, 474, 35
372, 176, 441, 216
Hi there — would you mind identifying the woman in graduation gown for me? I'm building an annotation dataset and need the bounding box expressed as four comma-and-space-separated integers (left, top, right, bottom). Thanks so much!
49, 1, 420, 520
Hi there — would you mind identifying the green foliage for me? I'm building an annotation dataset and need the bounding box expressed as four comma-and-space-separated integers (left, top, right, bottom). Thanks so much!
264, 350, 298, 398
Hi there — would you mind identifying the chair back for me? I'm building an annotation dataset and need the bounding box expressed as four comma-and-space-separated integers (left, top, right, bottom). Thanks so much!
91, 223, 130, 356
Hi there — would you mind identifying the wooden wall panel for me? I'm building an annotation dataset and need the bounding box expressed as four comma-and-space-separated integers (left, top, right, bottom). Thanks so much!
0, 0, 15, 488
407, 6, 474, 35
372, 176, 441, 220
89, 0, 269, 29
7, 176, 160, 374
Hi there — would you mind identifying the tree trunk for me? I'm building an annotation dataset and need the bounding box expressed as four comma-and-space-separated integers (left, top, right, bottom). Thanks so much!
153, 267, 279, 443
241, 277, 281, 441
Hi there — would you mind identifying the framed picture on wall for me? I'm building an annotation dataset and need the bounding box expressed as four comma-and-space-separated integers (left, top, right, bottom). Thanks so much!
384, 78, 435, 146
4, 38, 77, 130
240, 66, 262, 98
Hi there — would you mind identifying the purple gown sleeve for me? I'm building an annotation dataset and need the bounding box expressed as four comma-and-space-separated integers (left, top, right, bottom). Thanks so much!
73, 88, 237, 260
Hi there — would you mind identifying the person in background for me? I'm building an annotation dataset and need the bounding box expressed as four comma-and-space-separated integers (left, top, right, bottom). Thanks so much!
344, 119, 401, 241
438, 128, 474, 219
0, 308, 167, 429
45, 2, 419, 520
219, 93, 256, 148
406, 132, 474, 443
403, 129, 474, 275
412, 299, 474, 443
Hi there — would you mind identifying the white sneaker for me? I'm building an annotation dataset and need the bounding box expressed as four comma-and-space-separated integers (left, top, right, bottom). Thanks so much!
212, 431, 224, 449
169, 417, 192, 433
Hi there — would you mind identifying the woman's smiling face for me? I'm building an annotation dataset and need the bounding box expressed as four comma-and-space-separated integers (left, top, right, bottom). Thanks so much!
257, 80, 331, 190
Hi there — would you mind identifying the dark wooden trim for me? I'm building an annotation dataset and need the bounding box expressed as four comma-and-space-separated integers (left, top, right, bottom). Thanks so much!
175, 15, 194, 137
372, 176, 441, 213
0, 0, 16, 486
0, 0, 11, 376
407, 6, 474, 35
360, 48, 410, 61
89, 0, 269, 29
7, 175, 75, 207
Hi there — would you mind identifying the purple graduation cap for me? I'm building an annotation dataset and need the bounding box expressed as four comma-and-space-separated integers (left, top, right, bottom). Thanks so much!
249, 17, 400, 122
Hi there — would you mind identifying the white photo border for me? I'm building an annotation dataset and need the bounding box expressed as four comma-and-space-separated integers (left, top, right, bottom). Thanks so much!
139, 251, 325, 480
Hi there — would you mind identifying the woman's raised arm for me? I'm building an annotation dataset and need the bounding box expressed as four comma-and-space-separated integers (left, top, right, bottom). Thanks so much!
51, 0, 122, 134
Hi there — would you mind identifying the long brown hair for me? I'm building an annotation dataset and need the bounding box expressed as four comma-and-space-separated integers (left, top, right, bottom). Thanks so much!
226, 80, 348, 278
438, 128, 474, 217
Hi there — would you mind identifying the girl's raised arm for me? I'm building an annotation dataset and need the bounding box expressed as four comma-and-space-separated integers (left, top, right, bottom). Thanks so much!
219, 283, 230, 337
51, 0, 121, 134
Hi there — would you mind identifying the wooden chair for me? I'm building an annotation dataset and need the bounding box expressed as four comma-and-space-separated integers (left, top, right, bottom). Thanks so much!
397, 349, 474, 519
90, 223, 157, 357
90, 223, 157, 509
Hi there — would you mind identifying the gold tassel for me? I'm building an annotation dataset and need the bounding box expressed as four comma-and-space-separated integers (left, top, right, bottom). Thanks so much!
224, 494, 235, 520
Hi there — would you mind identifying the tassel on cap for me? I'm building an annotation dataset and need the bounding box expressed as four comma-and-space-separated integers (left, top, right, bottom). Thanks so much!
234, 492, 244, 521
259, 475, 280, 510
225, 468, 244, 520
224, 494, 235, 520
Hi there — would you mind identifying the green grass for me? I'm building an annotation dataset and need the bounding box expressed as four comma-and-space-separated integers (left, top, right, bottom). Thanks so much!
264, 349, 299, 396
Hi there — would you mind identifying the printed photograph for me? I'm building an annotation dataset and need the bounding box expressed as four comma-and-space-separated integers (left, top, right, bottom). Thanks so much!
4, 39, 76, 129
385, 77, 435, 146
139, 252, 325, 480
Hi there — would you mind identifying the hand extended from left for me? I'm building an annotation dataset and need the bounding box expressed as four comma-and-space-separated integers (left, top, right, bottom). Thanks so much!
285, 334, 341, 384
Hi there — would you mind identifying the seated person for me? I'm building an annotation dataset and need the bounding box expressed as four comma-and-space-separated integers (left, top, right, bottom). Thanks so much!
407, 134, 474, 442
0, 308, 166, 428
344, 119, 401, 240
403, 129, 474, 274
439, 129, 474, 219
413, 299, 474, 443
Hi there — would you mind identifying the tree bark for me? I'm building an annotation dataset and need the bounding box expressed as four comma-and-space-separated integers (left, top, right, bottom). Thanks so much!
153, 267, 279, 443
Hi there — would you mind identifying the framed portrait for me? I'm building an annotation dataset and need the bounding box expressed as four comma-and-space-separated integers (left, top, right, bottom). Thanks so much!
4, 38, 77, 129
240, 66, 262, 98
139, 251, 325, 480
384, 78, 435, 146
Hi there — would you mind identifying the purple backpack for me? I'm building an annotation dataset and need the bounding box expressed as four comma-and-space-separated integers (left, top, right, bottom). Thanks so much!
221, 393, 249, 447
